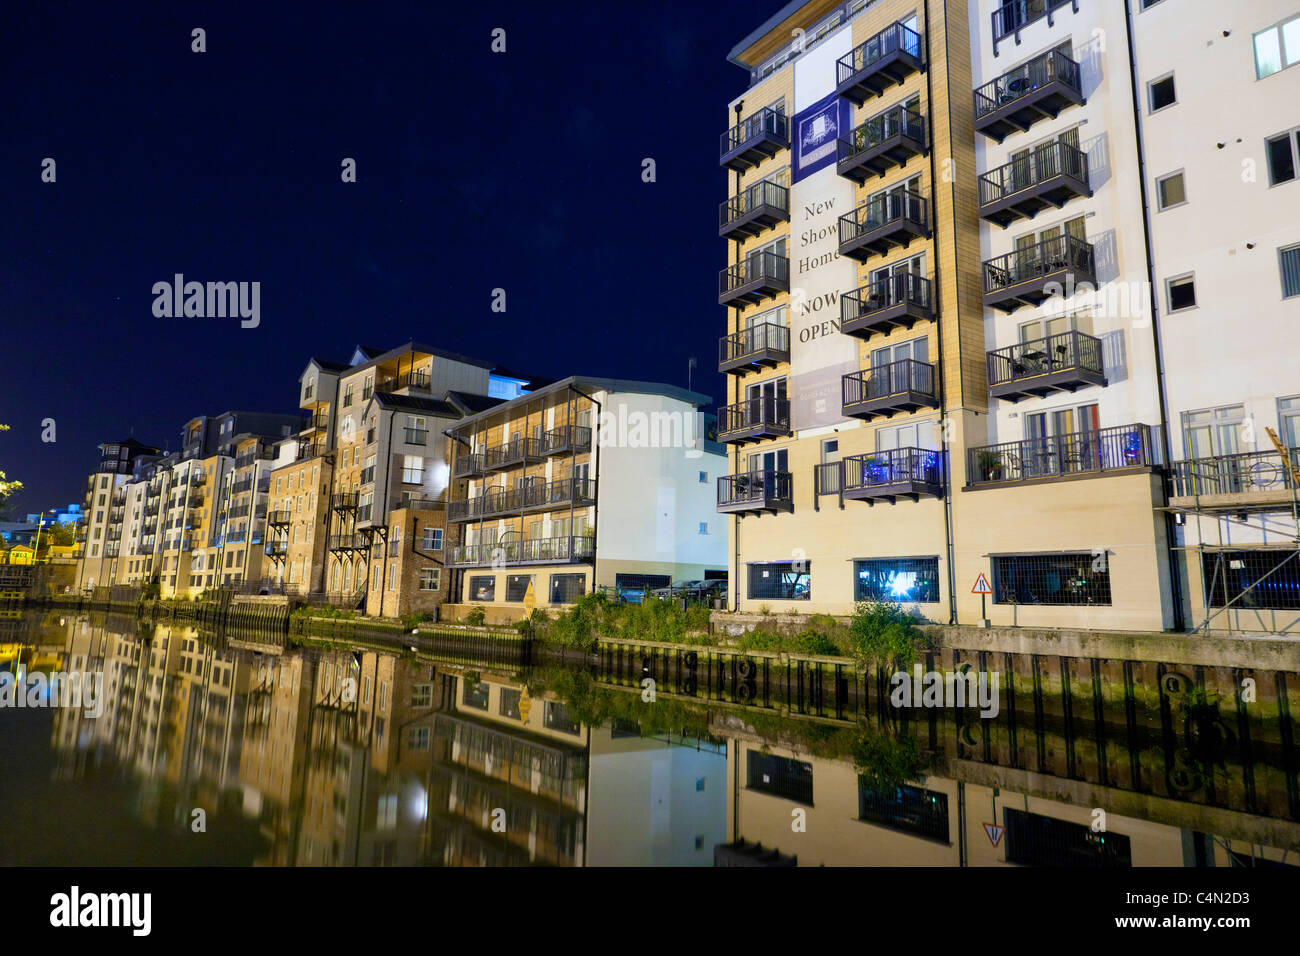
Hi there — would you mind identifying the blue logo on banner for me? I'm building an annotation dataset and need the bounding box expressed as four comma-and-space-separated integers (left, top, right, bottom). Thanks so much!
792, 93, 852, 183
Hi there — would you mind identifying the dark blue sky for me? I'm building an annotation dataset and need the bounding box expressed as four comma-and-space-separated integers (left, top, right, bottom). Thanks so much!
1, 0, 759, 512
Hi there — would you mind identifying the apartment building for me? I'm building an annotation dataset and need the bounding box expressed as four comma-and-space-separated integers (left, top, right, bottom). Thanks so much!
74, 437, 160, 590
444, 377, 727, 619
210, 434, 278, 588
1130, 0, 1300, 633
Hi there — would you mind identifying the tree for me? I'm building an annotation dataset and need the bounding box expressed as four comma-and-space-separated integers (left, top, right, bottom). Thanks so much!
0, 424, 21, 519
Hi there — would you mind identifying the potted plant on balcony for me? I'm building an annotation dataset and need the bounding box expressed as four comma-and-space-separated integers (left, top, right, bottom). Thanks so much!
977, 450, 1003, 482
862, 455, 889, 485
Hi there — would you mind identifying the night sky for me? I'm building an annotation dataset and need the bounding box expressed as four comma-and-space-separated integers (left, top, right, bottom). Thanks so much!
1, 0, 761, 513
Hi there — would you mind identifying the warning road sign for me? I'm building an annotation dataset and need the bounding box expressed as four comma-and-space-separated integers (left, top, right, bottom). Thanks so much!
983, 822, 1004, 847
971, 572, 992, 595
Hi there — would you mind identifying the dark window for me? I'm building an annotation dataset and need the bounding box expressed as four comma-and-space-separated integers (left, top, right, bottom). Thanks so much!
854, 557, 940, 603
610, 717, 641, 738
1282, 245, 1300, 298
1149, 75, 1176, 111
1266, 132, 1298, 185
498, 688, 521, 719
549, 573, 585, 604
544, 701, 580, 734
704, 569, 728, 580
858, 783, 949, 841
1202, 550, 1300, 610
614, 573, 671, 591
748, 562, 810, 601
461, 679, 489, 710
468, 575, 495, 602
992, 553, 1112, 606
1168, 275, 1196, 311
504, 574, 533, 602
1004, 808, 1131, 867
746, 750, 813, 804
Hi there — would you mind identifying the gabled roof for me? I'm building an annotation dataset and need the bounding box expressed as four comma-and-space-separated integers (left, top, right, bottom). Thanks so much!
364, 393, 462, 418
445, 391, 507, 416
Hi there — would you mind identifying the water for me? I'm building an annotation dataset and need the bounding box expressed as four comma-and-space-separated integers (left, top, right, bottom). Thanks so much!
2, 610, 1297, 867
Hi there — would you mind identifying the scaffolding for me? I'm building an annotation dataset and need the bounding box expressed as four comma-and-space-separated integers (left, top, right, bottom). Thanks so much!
1161, 428, 1300, 635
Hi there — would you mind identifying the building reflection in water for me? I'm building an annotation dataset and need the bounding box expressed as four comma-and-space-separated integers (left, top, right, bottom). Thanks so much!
23, 612, 1300, 866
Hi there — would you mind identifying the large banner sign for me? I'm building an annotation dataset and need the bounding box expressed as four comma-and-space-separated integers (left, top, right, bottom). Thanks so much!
789, 34, 859, 433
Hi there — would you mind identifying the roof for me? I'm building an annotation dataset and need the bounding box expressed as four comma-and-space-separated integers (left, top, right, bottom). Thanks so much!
306, 357, 348, 374
445, 391, 507, 416
727, 0, 811, 68
98, 436, 160, 452
365, 393, 463, 418
339, 341, 498, 376
448, 375, 715, 430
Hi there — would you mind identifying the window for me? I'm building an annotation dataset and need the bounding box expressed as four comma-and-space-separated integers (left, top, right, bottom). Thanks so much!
1166, 274, 1196, 312
1155, 170, 1186, 209
858, 783, 949, 840
388, 563, 397, 590
992, 553, 1112, 606
549, 573, 585, 604
544, 700, 580, 734
1254, 15, 1300, 79
747, 750, 813, 804
1281, 245, 1300, 298
372, 566, 380, 591
411, 684, 432, 708
821, 438, 839, 464
462, 679, 489, 709
698, 522, 708, 535
376, 794, 397, 829
402, 455, 423, 484
1279, 396, 1300, 450
1202, 550, 1300, 610
698, 471, 707, 483
1004, 808, 1131, 867
421, 527, 443, 550
1148, 74, 1176, 112
854, 557, 940, 603
469, 575, 496, 601
505, 574, 533, 602
418, 568, 441, 591
1266, 128, 1300, 185
748, 561, 810, 601
499, 688, 522, 719
343, 384, 354, 407
408, 727, 430, 750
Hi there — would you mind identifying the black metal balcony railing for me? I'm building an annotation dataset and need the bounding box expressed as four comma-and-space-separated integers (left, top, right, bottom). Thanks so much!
987, 329, 1106, 401
404, 427, 428, 445
836, 21, 924, 105
454, 452, 486, 478
330, 493, 358, 511
836, 104, 927, 183
719, 179, 790, 240
718, 396, 792, 444
717, 469, 794, 515
1168, 450, 1300, 499
229, 504, 251, 520
327, 534, 367, 552
720, 107, 790, 171
264, 542, 289, 559
296, 442, 323, 461
843, 447, 944, 501
978, 140, 1090, 228
266, 509, 291, 525
842, 273, 934, 339
449, 534, 595, 568
378, 369, 431, 393
226, 529, 248, 544
719, 322, 791, 375
967, 424, 1161, 486
992, 0, 1076, 53
231, 477, 254, 495
719, 250, 790, 308
541, 425, 593, 456
982, 233, 1096, 312
838, 188, 929, 261
302, 412, 329, 431
974, 48, 1084, 141
485, 437, 546, 471
357, 504, 373, 523
842, 359, 938, 420
453, 477, 598, 522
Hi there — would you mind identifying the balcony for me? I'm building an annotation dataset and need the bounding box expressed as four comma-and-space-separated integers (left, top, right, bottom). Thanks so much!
327, 534, 368, 552
231, 477, 254, 495
719, 322, 790, 376
719, 179, 790, 241
485, 437, 546, 472
296, 442, 324, 462
329, 493, 357, 513
264, 542, 288, 559
720, 107, 790, 172
982, 234, 1095, 312
992, 0, 1078, 56
988, 330, 1106, 402
838, 189, 929, 262
842, 273, 935, 340
541, 425, 592, 457
404, 427, 428, 445
1168, 450, 1300, 513
718, 396, 791, 445
719, 250, 789, 309
226, 530, 248, 544
301, 412, 329, 432
104, 544, 120, 558
377, 369, 431, 393
454, 477, 598, 523
448, 534, 595, 568
966, 424, 1161, 486
454, 452, 486, 478
842, 359, 939, 421
835, 21, 925, 105
843, 448, 944, 503
357, 504, 373, 523
717, 470, 794, 516
974, 48, 1084, 143
836, 105, 927, 184
978, 141, 1091, 228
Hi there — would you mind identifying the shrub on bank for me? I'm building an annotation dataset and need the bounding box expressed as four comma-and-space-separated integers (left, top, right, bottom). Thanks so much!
848, 601, 929, 666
